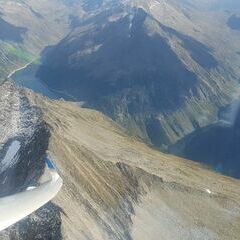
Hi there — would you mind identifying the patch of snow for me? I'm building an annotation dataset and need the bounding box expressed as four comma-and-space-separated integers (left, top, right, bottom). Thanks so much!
205, 188, 212, 194
77, 44, 103, 57
1, 140, 21, 172
128, 14, 134, 37
129, 14, 134, 30
149, 0, 162, 11
26, 186, 36, 191
108, 12, 127, 22
76, 101, 85, 107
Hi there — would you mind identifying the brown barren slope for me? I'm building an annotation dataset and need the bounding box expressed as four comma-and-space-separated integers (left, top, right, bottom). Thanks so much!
30, 93, 240, 240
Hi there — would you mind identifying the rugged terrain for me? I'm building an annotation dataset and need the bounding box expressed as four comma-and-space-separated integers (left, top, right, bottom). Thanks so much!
0, 82, 240, 239
0, 81, 48, 196
0, 0, 86, 82
26, 92, 240, 240
0, 82, 61, 239
1, 1, 240, 239
34, 0, 240, 148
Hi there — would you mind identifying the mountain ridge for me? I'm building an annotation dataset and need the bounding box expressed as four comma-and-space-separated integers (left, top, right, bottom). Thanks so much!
28, 91, 240, 240
35, 0, 240, 148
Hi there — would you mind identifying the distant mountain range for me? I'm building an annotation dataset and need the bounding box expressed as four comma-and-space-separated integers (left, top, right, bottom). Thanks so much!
35, 0, 240, 149
1, 1, 240, 239
2, 0, 240, 176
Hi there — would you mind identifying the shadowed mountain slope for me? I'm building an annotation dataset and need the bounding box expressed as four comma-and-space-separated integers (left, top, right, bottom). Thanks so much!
27, 92, 240, 240
170, 107, 240, 179
36, 0, 240, 148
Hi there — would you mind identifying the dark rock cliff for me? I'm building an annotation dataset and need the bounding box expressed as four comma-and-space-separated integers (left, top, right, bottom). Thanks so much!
0, 81, 62, 239
0, 203, 62, 240
0, 81, 49, 196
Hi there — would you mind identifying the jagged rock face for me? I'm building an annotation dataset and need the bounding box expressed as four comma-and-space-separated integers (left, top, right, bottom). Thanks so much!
36, 0, 240, 148
0, 81, 49, 196
30, 94, 240, 240
0, 203, 62, 240
0, 82, 62, 239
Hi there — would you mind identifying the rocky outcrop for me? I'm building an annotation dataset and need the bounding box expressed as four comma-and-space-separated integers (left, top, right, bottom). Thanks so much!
0, 82, 61, 239
31, 94, 240, 240
0, 203, 62, 240
1, 84, 240, 239
0, 81, 49, 196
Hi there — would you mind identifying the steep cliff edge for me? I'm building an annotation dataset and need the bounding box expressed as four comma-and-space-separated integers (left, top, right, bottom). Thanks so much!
1, 85, 240, 239
0, 82, 61, 239
30, 93, 240, 240
0, 81, 49, 196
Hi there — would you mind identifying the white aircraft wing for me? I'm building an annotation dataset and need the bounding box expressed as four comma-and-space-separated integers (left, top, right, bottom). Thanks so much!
0, 158, 62, 232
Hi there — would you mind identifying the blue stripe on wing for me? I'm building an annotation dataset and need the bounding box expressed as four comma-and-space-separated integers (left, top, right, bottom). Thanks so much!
45, 157, 55, 169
